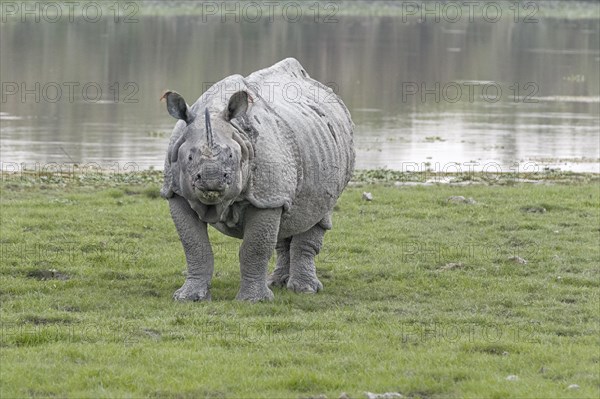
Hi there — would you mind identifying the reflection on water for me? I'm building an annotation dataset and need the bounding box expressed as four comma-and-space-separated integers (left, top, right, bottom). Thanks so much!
1, 9, 599, 172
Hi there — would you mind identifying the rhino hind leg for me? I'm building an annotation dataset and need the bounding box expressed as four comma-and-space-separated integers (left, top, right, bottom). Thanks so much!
287, 224, 325, 293
268, 237, 292, 288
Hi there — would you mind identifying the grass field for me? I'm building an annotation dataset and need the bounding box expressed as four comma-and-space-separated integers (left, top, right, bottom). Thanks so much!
0, 171, 599, 398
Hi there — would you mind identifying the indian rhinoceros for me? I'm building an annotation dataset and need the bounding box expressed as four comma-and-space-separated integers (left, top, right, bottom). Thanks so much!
160, 58, 354, 302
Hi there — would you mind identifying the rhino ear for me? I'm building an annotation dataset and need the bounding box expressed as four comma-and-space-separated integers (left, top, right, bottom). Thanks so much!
160, 90, 193, 125
225, 91, 249, 121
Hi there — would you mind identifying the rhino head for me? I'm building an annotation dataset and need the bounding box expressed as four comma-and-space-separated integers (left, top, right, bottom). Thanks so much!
161, 90, 253, 205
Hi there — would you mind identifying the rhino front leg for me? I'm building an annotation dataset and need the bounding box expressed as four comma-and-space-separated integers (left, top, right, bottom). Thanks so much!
267, 237, 291, 288
169, 194, 213, 301
287, 224, 325, 293
236, 206, 282, 302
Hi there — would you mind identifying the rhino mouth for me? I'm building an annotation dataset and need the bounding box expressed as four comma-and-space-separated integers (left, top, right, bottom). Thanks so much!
196, 190, 224, 204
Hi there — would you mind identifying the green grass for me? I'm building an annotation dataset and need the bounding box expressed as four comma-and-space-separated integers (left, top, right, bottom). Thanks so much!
1, 172, 599, 398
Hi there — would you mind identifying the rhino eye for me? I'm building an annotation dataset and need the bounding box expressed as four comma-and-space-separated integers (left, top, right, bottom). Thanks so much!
229, 153, 232, 158
188, 155, 192, 161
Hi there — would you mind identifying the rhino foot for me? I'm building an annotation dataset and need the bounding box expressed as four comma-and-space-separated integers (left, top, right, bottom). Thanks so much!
173, 279, 211, 301
267, 271, 289, 288
287, 277, 323, 294
236, 285, 274, 302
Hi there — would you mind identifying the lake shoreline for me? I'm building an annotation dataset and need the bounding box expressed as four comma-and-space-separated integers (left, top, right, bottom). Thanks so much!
2, 169, 599, 192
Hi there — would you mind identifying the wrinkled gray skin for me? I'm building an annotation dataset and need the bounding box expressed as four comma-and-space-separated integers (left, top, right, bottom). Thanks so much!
161, 58, 355, 302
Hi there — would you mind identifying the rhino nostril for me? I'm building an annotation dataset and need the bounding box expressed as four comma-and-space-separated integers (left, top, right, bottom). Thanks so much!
223, 173, 229, 179
196, 174, 201, 180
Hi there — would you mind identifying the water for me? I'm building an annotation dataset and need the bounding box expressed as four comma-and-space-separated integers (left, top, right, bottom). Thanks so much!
1, 4, 599, 173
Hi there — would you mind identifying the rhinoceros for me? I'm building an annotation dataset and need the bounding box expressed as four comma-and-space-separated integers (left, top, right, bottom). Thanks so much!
160, 58, 354, 302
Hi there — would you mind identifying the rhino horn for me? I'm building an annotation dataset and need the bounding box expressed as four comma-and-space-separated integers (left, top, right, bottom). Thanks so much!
205, 108, 214, 148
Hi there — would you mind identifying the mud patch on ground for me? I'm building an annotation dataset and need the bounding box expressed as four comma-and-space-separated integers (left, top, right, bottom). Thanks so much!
26, 269, 70, 281
21, 315, 74, 325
